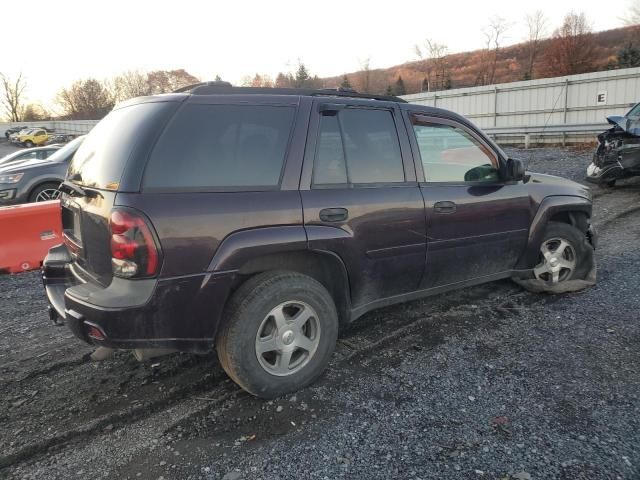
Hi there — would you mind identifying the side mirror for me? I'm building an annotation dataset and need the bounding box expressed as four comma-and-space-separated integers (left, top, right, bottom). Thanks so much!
506, 158, 525, 182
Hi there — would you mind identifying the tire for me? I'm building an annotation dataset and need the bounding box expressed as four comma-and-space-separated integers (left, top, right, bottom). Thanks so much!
29, 182, 62, 203
515, 221, 595, 293
216, 271, 339, 398
23, 140, 34, 148
605, 179, 616, 187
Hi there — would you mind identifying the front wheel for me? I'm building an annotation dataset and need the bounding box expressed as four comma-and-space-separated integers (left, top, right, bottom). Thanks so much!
23, 140, 34, 148
515, 221, 595, 293
29, 182, 62, 203
216, 271, 339, 398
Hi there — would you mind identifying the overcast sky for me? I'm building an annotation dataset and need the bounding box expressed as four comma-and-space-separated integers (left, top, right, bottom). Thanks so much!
2, 0, 630, 109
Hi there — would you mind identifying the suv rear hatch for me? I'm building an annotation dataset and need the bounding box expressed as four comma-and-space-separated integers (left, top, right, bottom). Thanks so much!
61, 99, 180, 285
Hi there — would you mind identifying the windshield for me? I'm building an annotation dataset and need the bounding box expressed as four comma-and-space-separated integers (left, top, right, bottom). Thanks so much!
627, 103, 640, 118
0, 149, 29, 165
46, 136, 85, 163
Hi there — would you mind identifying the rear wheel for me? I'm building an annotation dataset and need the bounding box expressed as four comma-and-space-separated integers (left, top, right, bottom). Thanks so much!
29, 182, 61, 203
23, 140, 34, 148
216, 271, 338, 398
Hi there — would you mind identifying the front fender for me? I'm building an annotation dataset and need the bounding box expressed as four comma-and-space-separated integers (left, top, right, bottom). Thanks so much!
516, 195, 593, 269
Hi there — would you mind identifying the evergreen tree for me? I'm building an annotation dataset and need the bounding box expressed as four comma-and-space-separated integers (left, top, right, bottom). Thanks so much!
385, 85, 394, 96
214, 75, 222, 82
421, 77, 429, 92
617, 43, 640, 68
294, 62, 310, 88
340, 75, 352, 89
394, 76, 406, 96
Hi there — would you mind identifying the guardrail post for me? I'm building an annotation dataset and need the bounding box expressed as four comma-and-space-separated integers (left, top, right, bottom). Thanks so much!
493, 86, 498, 127
524, 133, 530, 149
563, 78, 569, 124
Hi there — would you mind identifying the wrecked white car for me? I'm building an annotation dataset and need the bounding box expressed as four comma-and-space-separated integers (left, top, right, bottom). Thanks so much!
587, 102, 640, 186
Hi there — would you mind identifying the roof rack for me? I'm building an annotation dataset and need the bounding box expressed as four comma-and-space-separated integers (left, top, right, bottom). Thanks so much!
172, 82, 407, 103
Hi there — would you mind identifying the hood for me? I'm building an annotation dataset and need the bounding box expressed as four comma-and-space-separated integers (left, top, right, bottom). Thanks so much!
527, 172, 592, 200
606, 115, 640, 136
0, 157, 58, 173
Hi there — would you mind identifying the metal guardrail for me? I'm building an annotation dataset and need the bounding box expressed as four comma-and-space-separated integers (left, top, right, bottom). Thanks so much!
483, 123, 607, 147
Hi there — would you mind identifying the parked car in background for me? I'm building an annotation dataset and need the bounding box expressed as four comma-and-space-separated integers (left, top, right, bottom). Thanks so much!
9, 128, 34, 142
4, 125, 29, 139
42, 85, 596, 399
13, 128, 52, 147
45, 133, 74, 145
0, 144, 62, 166
0, 135, 84, 204
4, 125, 53, 140
587, 102, 640, 186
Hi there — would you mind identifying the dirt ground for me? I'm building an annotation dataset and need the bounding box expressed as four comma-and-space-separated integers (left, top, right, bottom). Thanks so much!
0, 145, 639, 480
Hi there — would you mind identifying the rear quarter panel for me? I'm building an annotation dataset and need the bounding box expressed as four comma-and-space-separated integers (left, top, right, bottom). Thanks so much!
115, 191, 304, 277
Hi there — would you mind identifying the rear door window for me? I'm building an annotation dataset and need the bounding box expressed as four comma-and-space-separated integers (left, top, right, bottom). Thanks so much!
144, 104, 296, 190
313, 108, 405, 186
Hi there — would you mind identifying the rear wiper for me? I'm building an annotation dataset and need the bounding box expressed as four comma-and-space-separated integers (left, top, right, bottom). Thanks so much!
59, 180, 89, 197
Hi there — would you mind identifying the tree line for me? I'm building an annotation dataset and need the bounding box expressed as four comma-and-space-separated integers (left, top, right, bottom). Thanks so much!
2, 6, 639, 122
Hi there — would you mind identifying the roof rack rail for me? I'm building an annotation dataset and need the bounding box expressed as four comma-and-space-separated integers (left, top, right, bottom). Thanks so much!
172, 83, 407, 103
173, 81, 233, 93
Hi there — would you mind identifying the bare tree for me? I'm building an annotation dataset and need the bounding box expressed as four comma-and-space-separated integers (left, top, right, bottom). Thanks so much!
358, 57, 371, 93
621, 0, 640, 25
415, 39, 449, 91
1, 73, 27, 122
57, 78, 115, 120
543, 11, 595, 76
110, 70, 152, 102
523, 11, 548, 79
21, 103, 50, 121
242, 73, 274, 87
485, 16, 510, 85
146, 69, 199, 94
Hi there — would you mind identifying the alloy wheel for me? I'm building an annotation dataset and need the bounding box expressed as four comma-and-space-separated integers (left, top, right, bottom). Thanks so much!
533, 237, 577, 284
35, 189, 61, 202
255, 301, 321, 376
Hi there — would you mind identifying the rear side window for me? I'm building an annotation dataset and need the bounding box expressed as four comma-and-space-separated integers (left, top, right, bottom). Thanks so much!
144, 104, 295, 190
313, 108, 404, 185
68, 102, 174, 190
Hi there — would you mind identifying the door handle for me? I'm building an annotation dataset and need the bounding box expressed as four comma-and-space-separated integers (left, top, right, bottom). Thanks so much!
433, 201, 457, 214
319, 207, 348, 222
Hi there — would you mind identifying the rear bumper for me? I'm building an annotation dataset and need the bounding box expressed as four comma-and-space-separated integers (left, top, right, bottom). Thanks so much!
42, 244, 235, 352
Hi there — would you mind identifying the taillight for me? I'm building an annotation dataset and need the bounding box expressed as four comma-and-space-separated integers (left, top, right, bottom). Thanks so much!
109, 209, 160, 278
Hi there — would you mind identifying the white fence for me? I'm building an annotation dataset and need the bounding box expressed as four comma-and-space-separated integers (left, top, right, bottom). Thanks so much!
0, 120, 99, 138
402, 67, 640, 145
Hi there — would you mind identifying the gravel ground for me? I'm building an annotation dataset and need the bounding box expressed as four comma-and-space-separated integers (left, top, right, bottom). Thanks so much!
1, 147, 639, 480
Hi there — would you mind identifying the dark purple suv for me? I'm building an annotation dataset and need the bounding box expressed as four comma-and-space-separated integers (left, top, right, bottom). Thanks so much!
43, 84, 596, 398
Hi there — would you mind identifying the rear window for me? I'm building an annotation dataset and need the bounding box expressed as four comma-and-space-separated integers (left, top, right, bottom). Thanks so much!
68, 102, 173, 190
143, 104, 295, 191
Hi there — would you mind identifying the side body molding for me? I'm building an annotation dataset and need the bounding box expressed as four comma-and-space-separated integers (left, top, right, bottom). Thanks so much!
516, 195, 592, 269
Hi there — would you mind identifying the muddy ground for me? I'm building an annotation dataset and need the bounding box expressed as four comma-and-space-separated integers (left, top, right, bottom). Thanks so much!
0, 146, 639, 480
